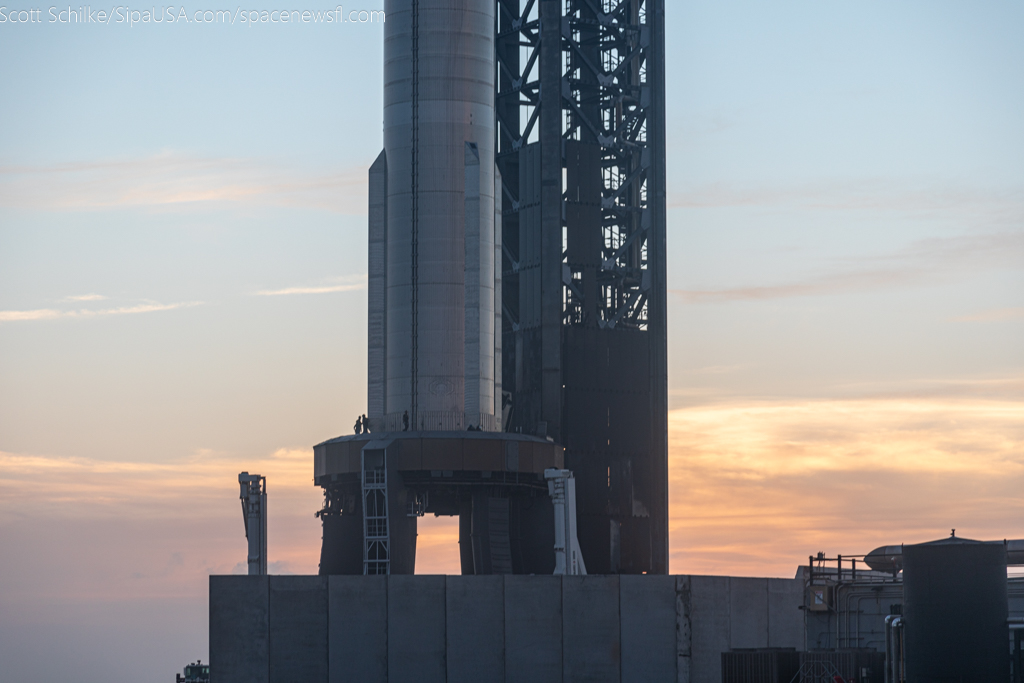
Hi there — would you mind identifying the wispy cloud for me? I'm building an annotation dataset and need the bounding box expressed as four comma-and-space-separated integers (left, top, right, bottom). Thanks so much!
671, 179, 1024, 225
0, 152, 369, 214
0, 447, 315, 522
673, 231, 1024, 303
255, 274, 366, 297
828, 375, 1024, 402
954, 307, 1024, 323
687, 365, 746, 375
0, 308, 63, 322
256, 284, 364, 297
0, 301, 203, 323
61, 293, 107, 302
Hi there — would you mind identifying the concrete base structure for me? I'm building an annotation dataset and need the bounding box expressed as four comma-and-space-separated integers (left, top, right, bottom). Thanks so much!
209, 574, 804, 683
315, 432, 564, 576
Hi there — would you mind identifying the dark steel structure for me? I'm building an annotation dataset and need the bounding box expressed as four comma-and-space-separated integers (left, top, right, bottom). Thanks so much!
316, 431, 562, 576
902, 537, 1009, 683
496, 0, 669, 574
720, 649, 801, 683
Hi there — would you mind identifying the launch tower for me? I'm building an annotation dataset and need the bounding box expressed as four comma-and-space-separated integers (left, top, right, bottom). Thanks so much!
316, 0, 667, 576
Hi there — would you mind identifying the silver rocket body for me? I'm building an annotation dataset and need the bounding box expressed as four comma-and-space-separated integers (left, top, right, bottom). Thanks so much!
368, 0, 502, 433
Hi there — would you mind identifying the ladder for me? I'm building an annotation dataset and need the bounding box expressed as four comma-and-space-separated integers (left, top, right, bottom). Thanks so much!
361, 447, 390, 575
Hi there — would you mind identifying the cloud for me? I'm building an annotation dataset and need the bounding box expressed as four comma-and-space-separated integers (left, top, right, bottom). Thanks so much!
0, 446, 315, 523
0, 152, 369, 214
681, 365, 747, 377
0, 301, 203, 323
256, 284, 364, 297
828, 375, 1024, 402
4, 396, 1023, 583
672, 231, 1024, 303
415, 515, 462, 575
668, 397, 1024, 576
670, 179, 1024, 226
0, 443, 461, 578
0, 446, 323, 604
0, 308, 63, 322
61, 294, 107, 302
255, 274, 367, 297
954, 307, 1024, 323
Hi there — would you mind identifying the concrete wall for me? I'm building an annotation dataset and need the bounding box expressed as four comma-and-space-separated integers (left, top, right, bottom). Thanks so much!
210, 574, 805, 683
268, 576, 328, 683
504, 575, 562, 683
210, 575, 269, 683
328, 576, 387, 682
682, 575, 804, 683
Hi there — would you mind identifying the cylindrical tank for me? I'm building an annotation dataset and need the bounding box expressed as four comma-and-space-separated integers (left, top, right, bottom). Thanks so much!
903, 537, 1008, 683
383, 0, 497, 431
864, 544, 904, 574
865, 538, 1024, 574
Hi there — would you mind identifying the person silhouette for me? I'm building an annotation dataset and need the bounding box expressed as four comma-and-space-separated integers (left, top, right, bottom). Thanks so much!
354, 416, 362, 435
362, 414, 370, 433
402, 410, 409, 431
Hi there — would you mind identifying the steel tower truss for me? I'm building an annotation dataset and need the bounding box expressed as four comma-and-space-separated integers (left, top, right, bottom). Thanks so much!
497, 0, 656, 331
561, 0, 653, 330
495, 0, 668, 574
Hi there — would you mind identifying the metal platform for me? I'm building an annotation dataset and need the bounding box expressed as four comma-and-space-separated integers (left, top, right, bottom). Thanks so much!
315, 431, 564, 575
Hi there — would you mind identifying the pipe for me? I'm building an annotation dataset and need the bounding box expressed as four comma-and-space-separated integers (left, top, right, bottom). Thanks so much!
847, 593, 868, 649
839, 571, 902, 648
894, 616, 904, 683
885, 615, 903, 683
884, 615, 893, 683
855, 587, 902, 652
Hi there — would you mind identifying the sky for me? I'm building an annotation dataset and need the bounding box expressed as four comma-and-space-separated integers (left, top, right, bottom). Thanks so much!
1, 0, 1022, 680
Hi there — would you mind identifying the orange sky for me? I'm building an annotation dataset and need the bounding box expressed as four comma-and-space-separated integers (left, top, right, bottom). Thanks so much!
4, 393, 1022, 593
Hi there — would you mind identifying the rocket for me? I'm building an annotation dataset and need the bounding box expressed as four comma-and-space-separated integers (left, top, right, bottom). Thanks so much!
366, 0, 502, 434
